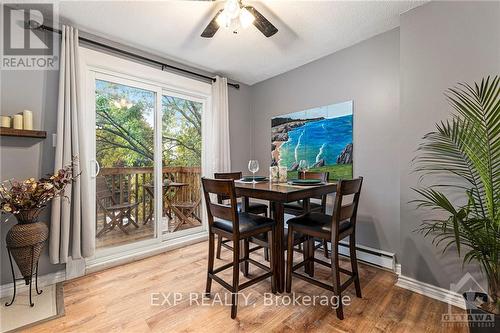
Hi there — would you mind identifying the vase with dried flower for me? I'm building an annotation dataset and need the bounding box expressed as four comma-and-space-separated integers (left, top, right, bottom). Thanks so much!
0, 159, 78, 307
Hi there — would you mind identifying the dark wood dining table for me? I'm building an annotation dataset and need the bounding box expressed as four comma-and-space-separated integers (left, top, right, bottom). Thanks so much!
234, 180, 337, 292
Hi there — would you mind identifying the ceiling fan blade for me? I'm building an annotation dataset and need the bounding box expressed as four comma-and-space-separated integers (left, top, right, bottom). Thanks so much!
245, 6, 278, 37
201, 9, 222, 38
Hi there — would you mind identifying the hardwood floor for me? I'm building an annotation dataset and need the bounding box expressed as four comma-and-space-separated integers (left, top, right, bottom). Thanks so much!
27, 241, 467, 333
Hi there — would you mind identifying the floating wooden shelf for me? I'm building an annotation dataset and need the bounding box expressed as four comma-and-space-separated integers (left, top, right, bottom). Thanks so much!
0, 128, 47, 139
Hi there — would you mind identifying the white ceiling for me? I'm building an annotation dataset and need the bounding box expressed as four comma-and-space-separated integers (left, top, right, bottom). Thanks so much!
54, 0, 426, 85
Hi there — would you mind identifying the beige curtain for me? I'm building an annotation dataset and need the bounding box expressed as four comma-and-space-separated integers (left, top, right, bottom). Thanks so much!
202, 76, 231, 177
50, 26, 94, 264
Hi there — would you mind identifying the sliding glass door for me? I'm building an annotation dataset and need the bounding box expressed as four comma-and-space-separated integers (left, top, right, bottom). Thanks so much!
90, 71, 206, 256
93, 76, 159, 250
161, 94, 203, 235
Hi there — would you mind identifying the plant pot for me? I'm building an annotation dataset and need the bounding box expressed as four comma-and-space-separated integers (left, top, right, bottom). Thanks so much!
6, 209, 49, 285
463, 292, 499, 333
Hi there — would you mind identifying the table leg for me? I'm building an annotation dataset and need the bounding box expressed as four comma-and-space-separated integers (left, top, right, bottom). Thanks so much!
272, 201, 285, 293
239, 196, 249, 274
303, 198, 314, 275
241, 196, 249, 212
303, 198, 310, 212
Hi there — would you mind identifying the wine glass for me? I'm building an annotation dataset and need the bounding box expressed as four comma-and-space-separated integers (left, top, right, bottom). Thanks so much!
298, 159, 309, 178
248, 160, 259, 183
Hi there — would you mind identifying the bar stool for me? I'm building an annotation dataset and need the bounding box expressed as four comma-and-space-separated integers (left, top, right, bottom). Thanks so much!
202, 177, 277, 319
286, 177, 363, 320
214, 172, 269, 260
284, 171, 330, 258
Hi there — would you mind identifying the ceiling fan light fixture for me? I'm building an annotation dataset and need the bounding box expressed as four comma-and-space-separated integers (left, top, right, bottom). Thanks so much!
216, 10, 231, 28
224, 0, 241, 19
201, 0, 278, 38
239, 7, 255, 29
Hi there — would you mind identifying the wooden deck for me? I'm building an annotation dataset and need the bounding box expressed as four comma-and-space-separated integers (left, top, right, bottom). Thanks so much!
96, 216, 201, 249
96, 166, 201, 249
27, 241, 467, 332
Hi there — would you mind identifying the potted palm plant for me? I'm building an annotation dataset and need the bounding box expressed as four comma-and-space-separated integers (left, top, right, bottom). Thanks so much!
413, 76, 499, 331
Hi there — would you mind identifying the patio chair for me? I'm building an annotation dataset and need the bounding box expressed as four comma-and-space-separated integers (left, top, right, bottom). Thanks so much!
96, 176, 140, 237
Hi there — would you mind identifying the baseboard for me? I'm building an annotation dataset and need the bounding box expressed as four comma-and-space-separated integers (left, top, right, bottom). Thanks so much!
322, 240, 396, 271
0, 270, 66, 298
395, 265, 466, 310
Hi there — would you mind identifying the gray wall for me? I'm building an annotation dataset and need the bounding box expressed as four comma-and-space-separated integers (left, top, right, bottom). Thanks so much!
0, 35, 252, 285
251, 29, 401, 254
228, 83, 254, 172
399, 0, 500, 289
250, 0, 500, 291
0, 69, 65, 284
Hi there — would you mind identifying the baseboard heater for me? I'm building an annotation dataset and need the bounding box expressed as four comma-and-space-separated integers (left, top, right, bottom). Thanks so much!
319, 240, 396, 271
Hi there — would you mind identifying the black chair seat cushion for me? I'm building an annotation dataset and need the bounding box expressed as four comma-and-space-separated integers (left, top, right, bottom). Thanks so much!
237, 202, 268, 213
284, 200, 322, 211
214, 212, 275, 234
287, 212, 351, 235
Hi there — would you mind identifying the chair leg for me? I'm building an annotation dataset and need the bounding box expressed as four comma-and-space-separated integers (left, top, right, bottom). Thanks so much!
243, 239, 249, 277
302, 236, 308, 274
323, 239, 329, 258
264, 248, 269, 262
286, 226, 295, 293
216, 235, 222, 259
349, 233, 362, 298
268, 228, 277, 294
306, 237, 315, 277
231, 239, 240, 319
205, 231, 215, 297
331, 240, 344, 320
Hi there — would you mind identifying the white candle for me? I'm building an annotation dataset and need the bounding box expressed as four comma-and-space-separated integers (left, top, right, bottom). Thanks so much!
13, 114, 23, 129
269, 166, 279, 182
279, 166, 288, 183
0, 116, 11, 128
23, 110, 33, 130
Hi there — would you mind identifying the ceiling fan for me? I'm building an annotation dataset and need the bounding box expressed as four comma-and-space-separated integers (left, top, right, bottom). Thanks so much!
201, 0, 278, 38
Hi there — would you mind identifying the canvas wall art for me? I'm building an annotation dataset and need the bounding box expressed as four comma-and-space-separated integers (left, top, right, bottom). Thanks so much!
271, 100, 353, 180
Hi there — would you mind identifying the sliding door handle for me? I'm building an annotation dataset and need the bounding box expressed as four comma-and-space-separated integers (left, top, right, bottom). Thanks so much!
91, 160, 100, 178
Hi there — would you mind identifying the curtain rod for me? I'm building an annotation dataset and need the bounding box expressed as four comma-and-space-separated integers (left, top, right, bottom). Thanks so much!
31, 22, 240, 89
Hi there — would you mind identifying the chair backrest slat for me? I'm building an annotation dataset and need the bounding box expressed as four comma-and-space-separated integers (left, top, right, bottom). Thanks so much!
214, 172, 242, 180
299, 171, 329, 182
209, 202, 234, 221
214, 172, 242, 203
332, 177, 363, 238
339, 178, 363, 195
202, 177, 239, 235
